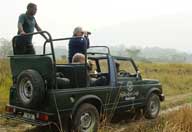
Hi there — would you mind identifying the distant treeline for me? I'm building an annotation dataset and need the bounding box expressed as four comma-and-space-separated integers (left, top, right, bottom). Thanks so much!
1, 38, 192, 63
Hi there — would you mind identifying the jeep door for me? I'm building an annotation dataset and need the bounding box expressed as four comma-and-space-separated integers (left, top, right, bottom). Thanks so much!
115, 58, 144, 109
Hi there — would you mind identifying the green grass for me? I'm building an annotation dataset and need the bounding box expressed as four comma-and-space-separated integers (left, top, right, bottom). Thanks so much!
0, 59, 11, 113
138, 63, 192, 96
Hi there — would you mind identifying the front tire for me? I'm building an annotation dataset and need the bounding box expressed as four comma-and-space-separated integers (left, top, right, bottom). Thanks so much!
73, 103, 99, 132
144, 93, 160, 119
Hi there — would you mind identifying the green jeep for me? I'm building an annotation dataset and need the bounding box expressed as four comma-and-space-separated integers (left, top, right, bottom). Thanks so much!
3, 31, 164, 132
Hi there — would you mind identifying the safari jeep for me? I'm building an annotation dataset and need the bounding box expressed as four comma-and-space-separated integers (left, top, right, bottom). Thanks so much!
3, 31, 164, 132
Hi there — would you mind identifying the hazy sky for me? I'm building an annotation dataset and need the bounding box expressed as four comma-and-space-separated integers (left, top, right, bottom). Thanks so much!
0, 0, 192, 52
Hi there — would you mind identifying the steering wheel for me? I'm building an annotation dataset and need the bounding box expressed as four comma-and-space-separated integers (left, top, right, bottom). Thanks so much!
118, 70, 130, 77
95, 72, 103, 78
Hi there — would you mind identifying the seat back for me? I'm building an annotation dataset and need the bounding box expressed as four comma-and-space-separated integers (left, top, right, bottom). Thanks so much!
56, 64, 87, 88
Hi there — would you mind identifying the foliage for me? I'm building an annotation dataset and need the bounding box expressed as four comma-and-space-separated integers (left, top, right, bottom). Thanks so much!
0, 38, 13, 58
0, 59, 11, 113
126, 48, 141, 59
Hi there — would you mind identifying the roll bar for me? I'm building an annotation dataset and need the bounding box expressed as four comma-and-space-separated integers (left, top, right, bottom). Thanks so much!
87, 46, 110, 55
12, 31, 112, 89
12, 31, 84, 62
12, 31, 55, 60
12, 31, 111, 63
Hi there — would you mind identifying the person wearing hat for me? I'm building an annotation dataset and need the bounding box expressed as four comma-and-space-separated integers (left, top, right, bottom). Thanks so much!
68, 26, 90, 63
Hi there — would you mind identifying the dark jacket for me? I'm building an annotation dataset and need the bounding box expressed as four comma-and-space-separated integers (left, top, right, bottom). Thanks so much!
68, 36, 90, 63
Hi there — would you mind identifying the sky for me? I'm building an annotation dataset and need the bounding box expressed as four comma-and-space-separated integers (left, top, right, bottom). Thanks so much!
0, 0, 192, 52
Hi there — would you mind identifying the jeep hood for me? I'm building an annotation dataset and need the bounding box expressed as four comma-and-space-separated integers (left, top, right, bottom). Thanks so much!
141, 79, 160, 84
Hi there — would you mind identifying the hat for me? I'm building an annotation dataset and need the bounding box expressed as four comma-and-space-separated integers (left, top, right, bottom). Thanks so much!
73, 27, 84, 35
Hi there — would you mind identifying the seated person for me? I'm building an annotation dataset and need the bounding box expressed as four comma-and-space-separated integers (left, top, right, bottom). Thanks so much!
87, 60, 98, 78
72, 53, 86, 64
87, 60, 107, 86
55, 53, 87, 89
72, 53, 107, 86
115, 60, 130, 77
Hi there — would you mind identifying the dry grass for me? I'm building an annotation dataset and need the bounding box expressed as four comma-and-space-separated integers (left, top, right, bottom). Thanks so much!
0, 59, 11, 113
138, 63, 192, 96
111, 106, 192, 132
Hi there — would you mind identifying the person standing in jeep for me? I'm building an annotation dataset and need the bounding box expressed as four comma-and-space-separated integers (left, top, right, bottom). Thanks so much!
68, 26, 90, 63
14, 3, 42, 54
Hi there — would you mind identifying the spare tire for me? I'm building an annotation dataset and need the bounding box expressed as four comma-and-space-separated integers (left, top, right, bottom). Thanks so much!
16, 69, 45, 108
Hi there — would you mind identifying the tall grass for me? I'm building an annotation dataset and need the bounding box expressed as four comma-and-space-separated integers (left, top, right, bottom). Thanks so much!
138, 63, 192, 96
114, 106, 192, 132
0, 59, 11, 113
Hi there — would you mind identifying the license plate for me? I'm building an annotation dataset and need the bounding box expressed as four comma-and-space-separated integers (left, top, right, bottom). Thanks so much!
23, 112, 35, 120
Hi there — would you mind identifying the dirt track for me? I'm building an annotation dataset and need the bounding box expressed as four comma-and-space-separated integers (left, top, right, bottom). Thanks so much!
111, 103, 192, 132
0, 93, 192, 132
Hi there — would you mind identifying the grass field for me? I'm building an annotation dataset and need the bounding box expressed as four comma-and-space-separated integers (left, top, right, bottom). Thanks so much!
0, 59, 11, 113
108, 105, 192, 132
139, 63, 192, 96
0, 59, 192, 132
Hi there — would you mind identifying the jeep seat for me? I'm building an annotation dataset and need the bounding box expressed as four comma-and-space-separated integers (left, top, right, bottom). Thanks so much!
56, 64, 87, 88
56, 77, 70, 89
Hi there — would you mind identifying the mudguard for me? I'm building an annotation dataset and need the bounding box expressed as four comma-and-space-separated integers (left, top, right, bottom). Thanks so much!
72, 95, 103, 116
145, 87, 162, 104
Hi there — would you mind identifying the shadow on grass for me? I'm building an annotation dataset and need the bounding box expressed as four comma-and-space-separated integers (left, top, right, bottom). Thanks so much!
111, 109, 144, 124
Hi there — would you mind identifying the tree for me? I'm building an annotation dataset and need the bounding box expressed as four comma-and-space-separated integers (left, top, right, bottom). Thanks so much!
0, 38, 13, 58
126, 47, 141, 59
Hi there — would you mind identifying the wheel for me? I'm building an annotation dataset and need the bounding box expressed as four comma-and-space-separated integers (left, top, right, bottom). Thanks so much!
16, 69, 45, 108
144, 93, 160, 119
73, 103, 99, 132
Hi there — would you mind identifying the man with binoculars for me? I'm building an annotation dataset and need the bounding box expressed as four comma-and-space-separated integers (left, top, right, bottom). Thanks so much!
68, 26, 90, 63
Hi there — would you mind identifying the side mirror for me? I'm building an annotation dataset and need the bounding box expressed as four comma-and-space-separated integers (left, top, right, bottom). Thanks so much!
136, 71, 142, 80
